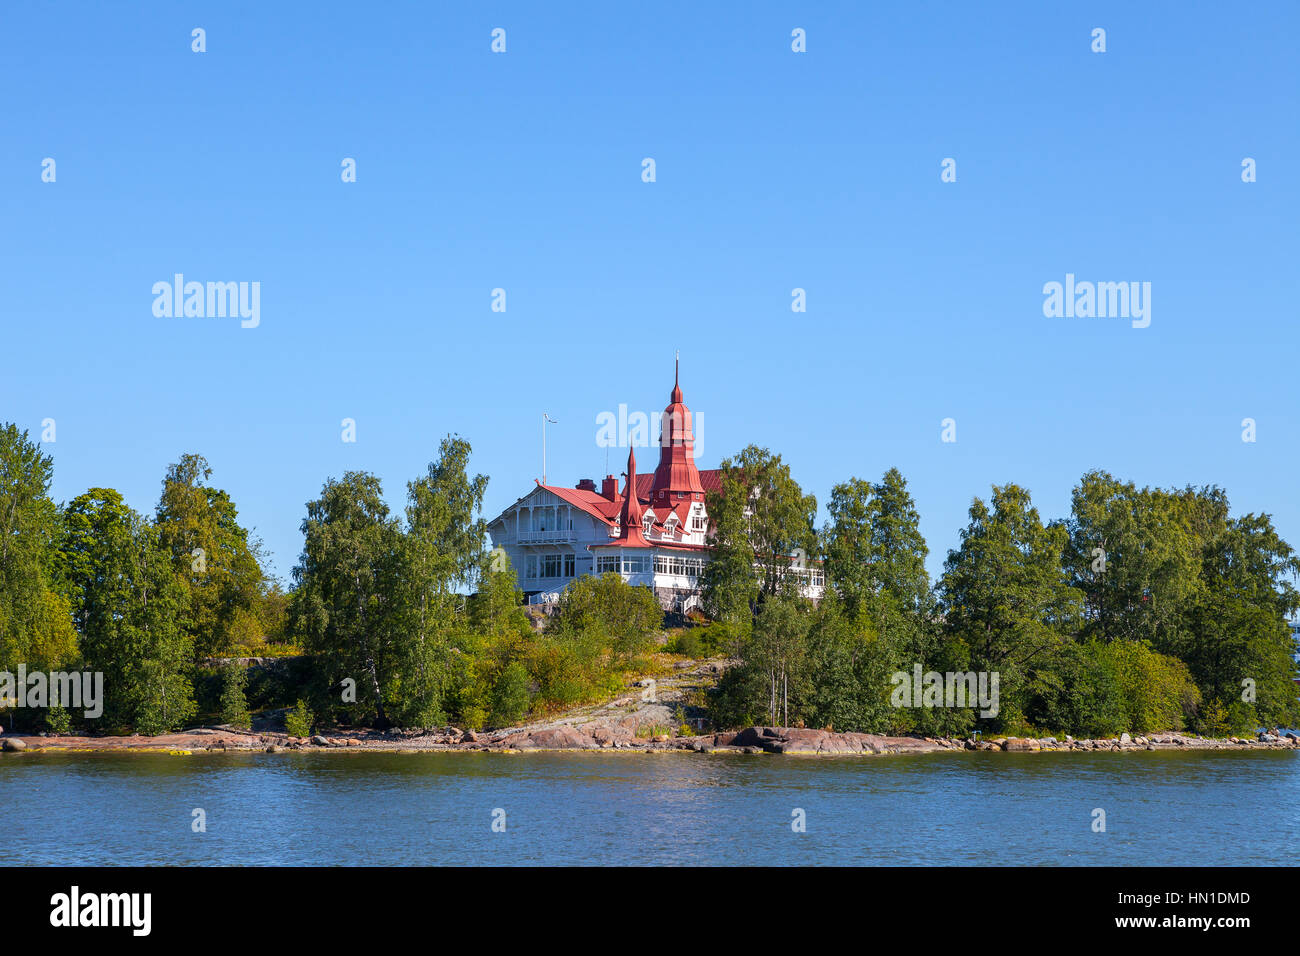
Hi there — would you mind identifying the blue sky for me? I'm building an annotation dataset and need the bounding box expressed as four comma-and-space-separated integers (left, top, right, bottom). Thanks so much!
2, 2, 1296, 585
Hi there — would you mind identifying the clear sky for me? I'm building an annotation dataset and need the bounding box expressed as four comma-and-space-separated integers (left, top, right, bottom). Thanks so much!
2, 2, 1296, 586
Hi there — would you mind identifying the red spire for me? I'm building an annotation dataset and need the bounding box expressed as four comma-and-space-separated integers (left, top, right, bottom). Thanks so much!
616, 445, 650, 545
651, 356, 705, 503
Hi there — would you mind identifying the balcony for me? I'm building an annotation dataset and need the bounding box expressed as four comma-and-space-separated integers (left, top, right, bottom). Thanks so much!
518, 529, 576, 544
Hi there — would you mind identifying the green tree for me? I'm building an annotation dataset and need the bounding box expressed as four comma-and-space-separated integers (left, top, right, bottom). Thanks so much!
1062, 471, 1201, 646
290, 472, 406, 728
941, 484, 1082, 669
219, 663, 252, 730
547, 572, 663, 661
488, 660, 531, 727
398, 436, 489, 724
701, 445, 817, 622
824, 467, 932, 655
469, 556, 531, 644
0, 425, 79, 701
939, 484, 1083, 728
799, 597, 895, 733
155, 454, 268, 660
61, 489, 195, 734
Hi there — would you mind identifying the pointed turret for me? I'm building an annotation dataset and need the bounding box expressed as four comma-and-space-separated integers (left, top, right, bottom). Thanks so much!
615, 445, 650, 546
651, 356, 705, 506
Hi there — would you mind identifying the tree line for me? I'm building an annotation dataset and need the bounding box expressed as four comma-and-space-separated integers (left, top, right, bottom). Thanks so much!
0, 424, 661, 735
3, 420, 1296, 739
702, 446, 1300, 737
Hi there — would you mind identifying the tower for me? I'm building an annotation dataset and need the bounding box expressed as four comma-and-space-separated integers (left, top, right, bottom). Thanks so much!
650, 356, 705, 508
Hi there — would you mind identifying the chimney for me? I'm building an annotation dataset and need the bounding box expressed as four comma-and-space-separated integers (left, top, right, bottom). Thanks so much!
601, 474, 619, 500
576, 478, 596, 492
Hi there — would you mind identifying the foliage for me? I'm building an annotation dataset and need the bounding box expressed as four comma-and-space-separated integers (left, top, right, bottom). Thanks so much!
0, 426, 79, 718
155, 454, 269, 660
285, 698, 314, 738
289, 471, 408, 728
701, 445, 817, 621
60, 489, 195, 734
219, 663, 252, 730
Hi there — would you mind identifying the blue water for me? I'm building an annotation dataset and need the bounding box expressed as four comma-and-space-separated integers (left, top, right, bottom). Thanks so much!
2, 750, 1296, 865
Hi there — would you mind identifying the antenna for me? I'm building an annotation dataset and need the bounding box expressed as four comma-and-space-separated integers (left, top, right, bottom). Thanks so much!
542, 413, 557, 485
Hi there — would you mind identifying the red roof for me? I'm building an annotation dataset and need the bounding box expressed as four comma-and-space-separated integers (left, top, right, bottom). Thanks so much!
535, 361, 727, 536
614, 446, 650, 547
637, 469, 722, 499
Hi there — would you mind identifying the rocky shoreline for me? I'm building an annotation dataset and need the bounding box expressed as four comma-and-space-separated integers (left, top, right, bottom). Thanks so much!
3, 724, 1298, 756
4, 662, 1296, 758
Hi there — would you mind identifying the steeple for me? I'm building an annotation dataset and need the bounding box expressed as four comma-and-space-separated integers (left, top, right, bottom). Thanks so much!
615, 445, 650, 545
651, 355, 705, 504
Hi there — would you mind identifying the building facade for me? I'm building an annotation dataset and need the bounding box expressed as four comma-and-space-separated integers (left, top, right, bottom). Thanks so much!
486, 364, 824, 612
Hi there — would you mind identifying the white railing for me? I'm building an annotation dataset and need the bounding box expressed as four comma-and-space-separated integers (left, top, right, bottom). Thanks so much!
517, 529, 576, 544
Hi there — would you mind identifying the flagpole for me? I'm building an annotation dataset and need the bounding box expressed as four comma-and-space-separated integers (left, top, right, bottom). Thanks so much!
542, 413, 557, 484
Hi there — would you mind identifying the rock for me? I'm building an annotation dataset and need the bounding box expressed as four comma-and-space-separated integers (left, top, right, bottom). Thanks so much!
1120, 733, 1132, 745
2, 738, 27, 752
1003, 738, 1039, 752
729, 727, 781, 748
345, 738, 359, 747
496, 727, 597, 751
266, 745, 283, 753
460, 730, 479, 744
310, 735, 330, 747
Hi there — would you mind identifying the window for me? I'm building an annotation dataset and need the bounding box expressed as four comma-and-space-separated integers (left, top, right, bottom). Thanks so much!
564, 554, 575, 577
526, 555, 538, 580
597, 555, 620, 574
542, 554, 562, 578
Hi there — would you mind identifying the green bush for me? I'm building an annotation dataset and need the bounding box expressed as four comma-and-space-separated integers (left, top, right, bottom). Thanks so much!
285, 699, 314, 738
489, 660, 531, 728
219, 664, 252, 730
1100, 639, 1201, 733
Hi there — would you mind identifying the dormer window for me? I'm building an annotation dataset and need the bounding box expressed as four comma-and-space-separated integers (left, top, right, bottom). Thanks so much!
643, 516, 653, 534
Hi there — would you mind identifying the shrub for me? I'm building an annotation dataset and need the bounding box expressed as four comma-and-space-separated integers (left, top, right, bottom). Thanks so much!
219, 664, 252, 730
489, 660, 531, 728
285, 699, 314, 738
